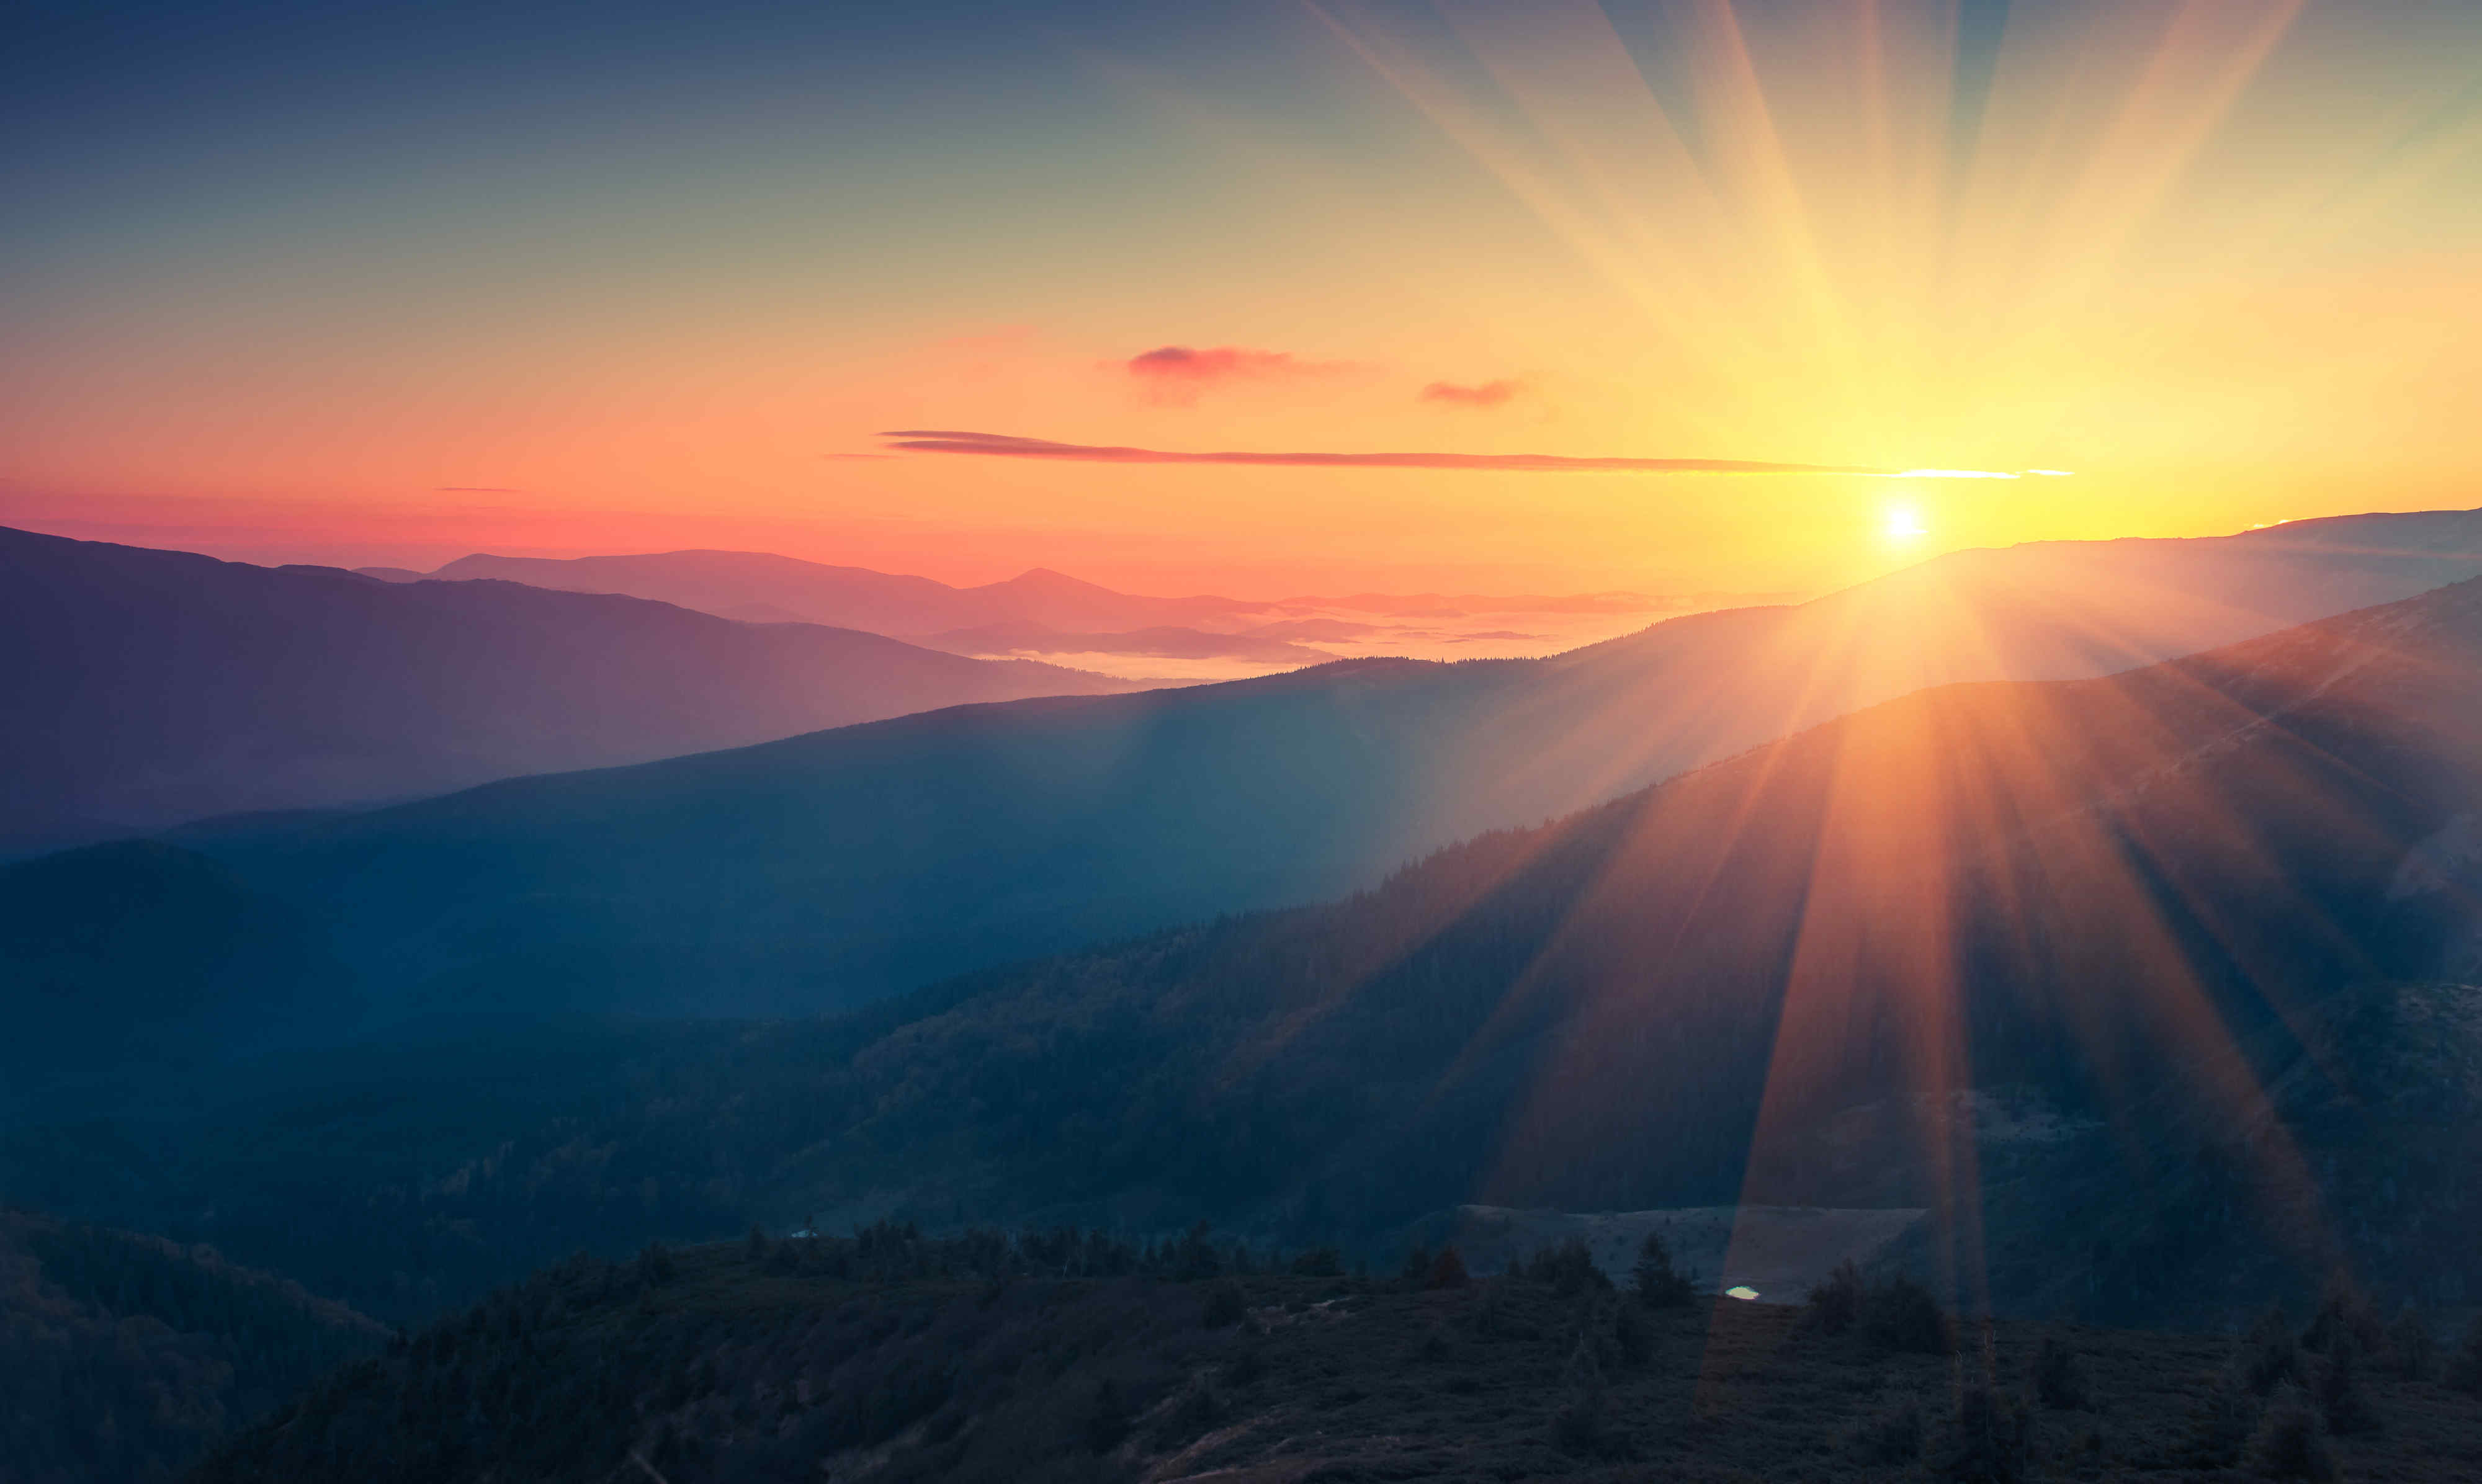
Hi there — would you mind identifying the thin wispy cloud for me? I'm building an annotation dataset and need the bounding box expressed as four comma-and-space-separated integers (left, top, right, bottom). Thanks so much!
880, 429, 1963, 476
1420, 379, 1520, 409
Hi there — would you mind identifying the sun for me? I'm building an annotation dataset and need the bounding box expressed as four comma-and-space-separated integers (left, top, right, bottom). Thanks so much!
1882, 503, 1930, 543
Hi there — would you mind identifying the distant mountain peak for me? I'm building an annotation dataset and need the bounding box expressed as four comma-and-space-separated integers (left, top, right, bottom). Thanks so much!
995, 566, 1116, 594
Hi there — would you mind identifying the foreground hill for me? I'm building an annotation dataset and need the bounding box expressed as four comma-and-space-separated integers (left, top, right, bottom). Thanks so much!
0, 526, 1139, 852
22, 576, 2482, 1330
188, 507, 2482, 1020
192, 1228, 2482, 1484
0, 1207, 385, 1484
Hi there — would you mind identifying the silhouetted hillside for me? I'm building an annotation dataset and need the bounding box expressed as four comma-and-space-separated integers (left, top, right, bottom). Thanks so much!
0, 1207, 384, 1484
191, 1228, 2482, 1483
0, 526, 1140, 852
191, 509, 2482, 1019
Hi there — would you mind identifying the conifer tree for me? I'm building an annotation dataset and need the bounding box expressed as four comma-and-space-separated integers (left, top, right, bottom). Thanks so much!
1631, 1230, 1695, 1309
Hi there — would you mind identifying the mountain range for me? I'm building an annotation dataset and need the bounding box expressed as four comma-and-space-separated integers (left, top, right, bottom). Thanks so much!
0, 526, 1143, 854
408, 551, 1260, 632
387, 550, 1677, 675
393, 550, 1667, 633
11, 508, 2482, 1315
5, 501, 2482, 1484
176, 506, 2482, 1021
16, 555, 2482, 1335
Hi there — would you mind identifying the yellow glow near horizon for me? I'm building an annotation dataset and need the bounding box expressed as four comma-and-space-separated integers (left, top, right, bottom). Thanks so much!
7, 1, 2482, 596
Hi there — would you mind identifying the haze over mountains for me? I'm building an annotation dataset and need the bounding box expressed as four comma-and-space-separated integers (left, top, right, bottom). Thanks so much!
182, 507, 2482, 1022
912, 622, 1338, 668
411, 552, 1257, 632
0, 526, 1142, 854
408, 548, 1664, 634
400, 549, 1680, 677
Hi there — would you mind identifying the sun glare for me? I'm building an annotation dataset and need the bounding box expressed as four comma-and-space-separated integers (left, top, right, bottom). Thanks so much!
1882, 503, 1929, 543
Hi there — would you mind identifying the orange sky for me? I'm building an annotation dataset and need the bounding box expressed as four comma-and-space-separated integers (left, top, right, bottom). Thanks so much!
7, 0, 2481, 597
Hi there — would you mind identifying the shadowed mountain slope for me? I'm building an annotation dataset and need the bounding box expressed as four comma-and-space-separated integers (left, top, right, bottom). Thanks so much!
197, 508, 2482, 1019
0, 526, 1141, 852
0, 841, 354, 1110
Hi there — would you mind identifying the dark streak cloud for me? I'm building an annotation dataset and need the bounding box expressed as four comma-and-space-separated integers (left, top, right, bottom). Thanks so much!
879, 429, 1888, 475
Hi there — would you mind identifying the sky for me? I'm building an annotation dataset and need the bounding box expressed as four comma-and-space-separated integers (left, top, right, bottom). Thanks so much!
6, 0, 2481, 597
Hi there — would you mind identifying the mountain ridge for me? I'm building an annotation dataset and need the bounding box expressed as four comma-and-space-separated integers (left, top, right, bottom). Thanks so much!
0, 525, 1146, 852
422, 548, 1253, 635
187, 508, 2482, 1020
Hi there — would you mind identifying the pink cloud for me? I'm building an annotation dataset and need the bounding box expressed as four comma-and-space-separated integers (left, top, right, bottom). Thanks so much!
1421, 379, 1520, 409
1123, 345, 1346, 405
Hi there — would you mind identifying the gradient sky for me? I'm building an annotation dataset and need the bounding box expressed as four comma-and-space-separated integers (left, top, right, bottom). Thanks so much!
6, 0, 2481, 596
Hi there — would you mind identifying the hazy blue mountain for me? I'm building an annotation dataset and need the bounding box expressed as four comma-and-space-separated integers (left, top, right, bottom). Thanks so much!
426, 550, 1250, 634
0, 525, 1142, 853
421, 549, 1687, 632
185, 508, 2482, 1021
